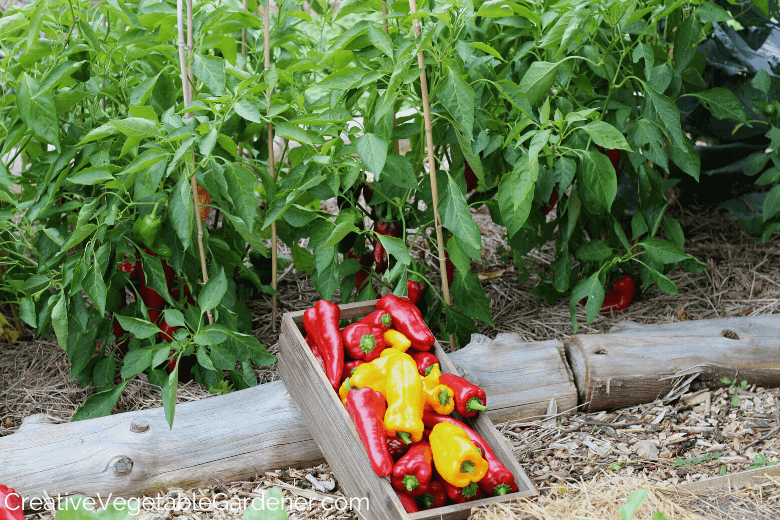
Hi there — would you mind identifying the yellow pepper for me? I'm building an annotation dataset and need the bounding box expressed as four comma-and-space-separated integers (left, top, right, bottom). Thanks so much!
383, 353, 424, 444
339, 363, 386, 404
421, 363, 455, 415
429, 422, 489, 487
384, 329, 411, 352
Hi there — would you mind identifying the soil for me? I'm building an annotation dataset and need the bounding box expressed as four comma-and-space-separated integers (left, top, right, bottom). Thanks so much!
2, 202, 780, 520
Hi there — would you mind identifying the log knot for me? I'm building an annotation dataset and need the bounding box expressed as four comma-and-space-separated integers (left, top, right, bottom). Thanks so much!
130, 419, 150, 433
111, 456, 133, 475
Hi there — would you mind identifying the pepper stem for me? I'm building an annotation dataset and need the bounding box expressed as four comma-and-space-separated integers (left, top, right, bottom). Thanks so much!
381, 312, 392, 328
461, 482, 479, 498
424, 363, 437, 377
438, 389, 450, 406
460, 460, 475, 474
150, 199, 163, 218
466, 397, 488, 412
345, 378, 352, 391
419, 494, 434, 509
493, 484, 512, 496
402, 475, 419, 491
398, 432, 412, 444
359, 334, 377, 354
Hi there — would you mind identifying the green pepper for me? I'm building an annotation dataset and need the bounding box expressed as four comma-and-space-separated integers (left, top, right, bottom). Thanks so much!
133, 201, 163, 250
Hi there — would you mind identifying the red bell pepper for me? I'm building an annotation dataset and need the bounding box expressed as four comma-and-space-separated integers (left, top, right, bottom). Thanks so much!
346, 387, 394, 477
376, 294, 435, 351
387, 436, 410, 460
423, 412, 518, 496
437, 473, 483, 503
359, 310, 392, 331
0, 485, 23, 520
341, 322, 386, 362
417, 480, 447, 510
313, 300, 345, 389
341, 359, 365, 384
408, 349, 440, 377
438, 373, 487, 417
391, 441, 434, 497
395, 491, 419, 513
601, 275, 634, 313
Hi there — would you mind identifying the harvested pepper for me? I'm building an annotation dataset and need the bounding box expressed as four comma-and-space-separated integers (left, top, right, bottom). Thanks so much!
423, 412, 518, 496
601, 275, 634, 313
310, 301, 344, 389
305, 334, 325, 371
391, 441, 433, 497
342, 322, 386, 362
421, 364, 455, 415
384, 329, 411, 353
418, 479, 447, 510
346, 387, 394, 477
439, 373, 488, 418
408, 349, 440, 377
395, 491, 419, 514
376, 294, 435, 351
359, 310, 392, 331
0, 485, 23, 520
384, 353, 425, 444
341, 359, 365, 385
387, 436, 410, 461
437, 474, 483, 503
429, 422, 488, 487
339, 362, 386, 404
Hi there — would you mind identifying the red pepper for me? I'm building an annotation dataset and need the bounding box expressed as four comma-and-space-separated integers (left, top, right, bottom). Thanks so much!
376, 294, 435, 351
436, 473, 483, 503
305, 334, 326, 371
395, 491, 419, 513
542, 187, 559, 215
423, 412, 518, 496
445, 255, 456, 285
341, 359, 365, 384
0, 485, 24, 520
348, 249, 374, 291
359, 310, 393, 331
313, 300, 345, 389
346, 387, 394, 477
417, 480, 447, 510
148, 308, 161, 325
407, 279, 427, 313
464, 160, 478, 192
408, 349, 440, 377
438, 373, 488, 417
342, 323, 386, 362
391, 441, 434, 497
303, 307, 322, 355
136, 249, 165, 310
119, 259, 137, 280
601, 275, 634, 313
373, 221, 401, 274
387, 436, 411, 460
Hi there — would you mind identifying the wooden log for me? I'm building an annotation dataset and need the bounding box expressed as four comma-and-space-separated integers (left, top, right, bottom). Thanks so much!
566, 316, 780, 412
449, 333, 579, 422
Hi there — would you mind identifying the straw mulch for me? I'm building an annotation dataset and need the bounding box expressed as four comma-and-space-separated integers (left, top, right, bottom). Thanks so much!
2, 202, 780, 519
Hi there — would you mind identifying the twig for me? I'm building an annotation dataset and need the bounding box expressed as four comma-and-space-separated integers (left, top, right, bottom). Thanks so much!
263, 0, 278, 331
406, 0, 455, 347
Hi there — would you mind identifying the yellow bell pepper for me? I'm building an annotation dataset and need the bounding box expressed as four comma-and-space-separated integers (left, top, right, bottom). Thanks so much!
339, 363, 386, 404
384, 329, 412, 352
429, 422, 489, 487
383, 353, 424, 444
421, 363, 455, 415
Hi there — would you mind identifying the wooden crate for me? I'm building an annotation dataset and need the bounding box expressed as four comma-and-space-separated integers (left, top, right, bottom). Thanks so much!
278, 300, 537, 520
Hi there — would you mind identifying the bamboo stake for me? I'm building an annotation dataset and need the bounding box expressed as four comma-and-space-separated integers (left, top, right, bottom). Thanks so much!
186, 0, 194, 102
263, 1, 278, 331
407, 0, 455, 348
177, 0, 213, 324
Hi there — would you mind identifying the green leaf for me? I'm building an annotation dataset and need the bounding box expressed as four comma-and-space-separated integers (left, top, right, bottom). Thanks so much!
443, 304, 478, 348
519, 61, 558, 106
368, 24, 393, 57
689, 88, 747, 123
451, 272, 493, 325
627, 119, 668, 170
192, 54, 226, 96
120, 348, 156, 378
570, 271, 605, 332
110, 117, 161, 139
52, 291, 68, 349
274, 122, 313, 146
476, 0, 514, 18
618, 489, 649, 520
576, 241, 613, 262
673, 15, 699, 72
498, 156, 537, 238
382, 155, 418, 190
144, 253, 175, 307
580, 121, 632, 151
162, 367, 178, 428
225, 330, 277, 366
242, 488, 288, 520
579, 150, 618, 213
376, 234, 412, 265
69, 167, 115, 185
210, 343, 238, 370
194, 326, 228, 346
440, 171, 481, 251
438, 70, 475, 139
318, 67, 366, 90
115, 315, 161, 339
467, 42, 504, 61
198, 267, 227, 312
17, 73, 59, 146
61, 223, 97, 250
224, 163, 258, 232
751, 68, 771, 95
356, 133, 388, 176
168, 173, 192, 250
539, 9, 590, 57
78, 124, 118, 145
234, 98, 265, 124
83, 259, 107, 316
322, 222, 359, 248
632, 43, 655, 81
763, 184, 780, 222
71, 382, 129, 421
649, 268, 678, 295
640, 238, 689, 264
196, 346, 216, 372
644, 87, 699, 180
0, 13, 27, 38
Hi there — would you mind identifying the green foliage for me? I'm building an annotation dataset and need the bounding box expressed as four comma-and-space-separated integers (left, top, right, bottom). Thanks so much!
242, 489, 289, 520
721, 377, 748, 406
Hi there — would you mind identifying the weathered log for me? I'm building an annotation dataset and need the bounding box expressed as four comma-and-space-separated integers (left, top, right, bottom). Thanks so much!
449, 334, 578, 422
566, 314, 780, 412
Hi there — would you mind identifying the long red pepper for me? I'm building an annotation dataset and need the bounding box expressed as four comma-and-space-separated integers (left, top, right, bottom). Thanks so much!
303, 307, 325, 364
391, 441, 433, 497
313, 300, 344, 389
423, 412, 518, 496
0, 485, 23, 520
601, 275, 634, 313
395, 491, 419, 513
346, 387, 393, 477
376, 294, 435, 351
359, 310, 392, 331
408, 349, 440, 376
438, 373, 488, 417
341, 323, 386, 362
305, 335, 325, 371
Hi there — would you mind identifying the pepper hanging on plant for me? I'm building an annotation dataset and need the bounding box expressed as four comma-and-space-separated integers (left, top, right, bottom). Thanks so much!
196, 185, 210, 221
601, 275, 634, 313
133, 201, 163, 250
373, 220, 401, 274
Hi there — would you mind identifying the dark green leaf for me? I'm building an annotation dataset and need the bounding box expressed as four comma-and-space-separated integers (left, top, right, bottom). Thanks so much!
689, 88, 747, 123
115, 315, 161, 339
120, 348, 155, 378
162, 368, 177, 429
18, 73, 59, 146
168, 173, 192, 250
376, 234, 412, 265
443, 303, 478, 349
580, 121, 632, 151
578, 150, 618, 213
71, 382, 129, 421
52, 291, 68, 348
83, 259, 107, 316
570, 271, 605, 332
438, 70, 475, 139
198, 267, 227, 313
382, 155, 418, 190
640, 238, 689, 264
356, 133, 388, 177
576, 241, 614, 262
192, 54, 226, 96
451, 272, 493, 325
440, 171, 481, 251
498, 156, 537, 237
519, 61, 558, 106
144, 253, 175, 307
763, 185, 780, 222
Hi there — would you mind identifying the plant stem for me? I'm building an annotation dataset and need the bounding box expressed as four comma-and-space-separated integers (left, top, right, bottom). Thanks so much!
407, 0, 455, 349
263, 0, 278, 331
